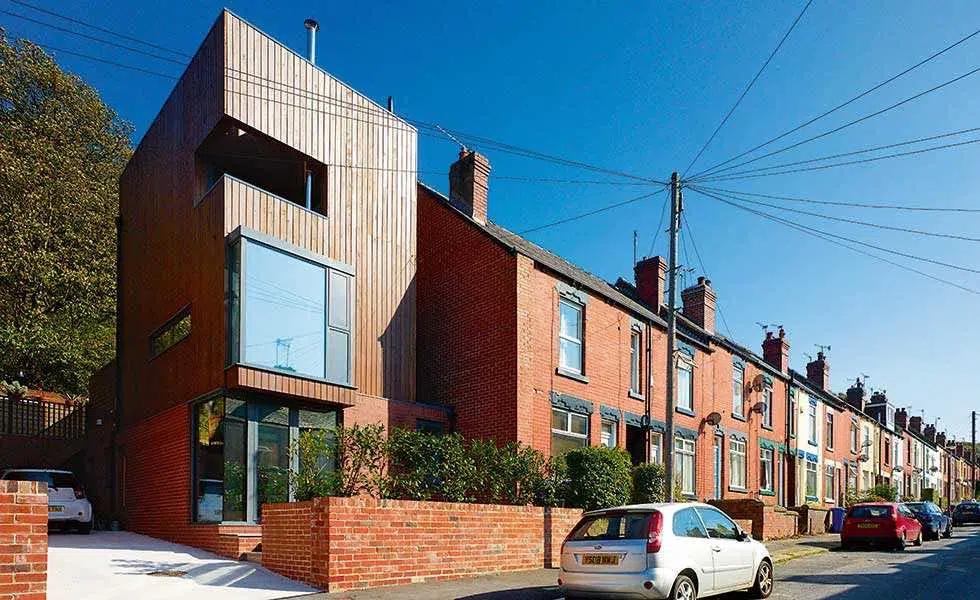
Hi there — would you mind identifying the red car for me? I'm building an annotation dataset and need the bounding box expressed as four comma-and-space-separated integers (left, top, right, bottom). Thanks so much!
841, 503, 923, 550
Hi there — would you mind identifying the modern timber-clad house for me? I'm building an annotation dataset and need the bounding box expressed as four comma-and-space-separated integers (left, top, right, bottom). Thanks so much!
115, 10, 446, 554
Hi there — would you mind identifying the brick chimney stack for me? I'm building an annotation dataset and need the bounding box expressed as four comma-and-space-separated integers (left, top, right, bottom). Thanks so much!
634, 256, 667, 311
895, 408, 908, 430
449, 149, 491, 225
762, 327, 790, 372
806, 351, 830, 392
908, 415, 922, 434
845, 379, 866, 412
681, 276, 716, 333
936, 432, 947, 447
923, 424, 937, 443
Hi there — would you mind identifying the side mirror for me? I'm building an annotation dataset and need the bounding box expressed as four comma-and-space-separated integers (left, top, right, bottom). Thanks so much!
738, 530, 750, 542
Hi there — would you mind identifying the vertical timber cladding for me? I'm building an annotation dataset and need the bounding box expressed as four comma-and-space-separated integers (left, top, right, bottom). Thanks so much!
222, 11, 418, 403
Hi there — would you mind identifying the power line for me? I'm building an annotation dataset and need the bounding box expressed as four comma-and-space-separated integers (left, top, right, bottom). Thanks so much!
682, 212, 734, 338
697, 134, 980, 182
689, 184, 980, 275
691, 186, 980, 296
647, 188, 671, 257
696, 125, 980, 181
699, 185, 980, 242
690, 26, 980, 180
693, 185, 980, 213
689, 62, 980, 181
517, 188, 665, 235
0, 7, 187, 65
683, 0, 814, 176
23, 40, 179, 79
9, 0, 190, 58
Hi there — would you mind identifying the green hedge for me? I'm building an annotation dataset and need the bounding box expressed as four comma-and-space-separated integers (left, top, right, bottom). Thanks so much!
564, 446, 633, 511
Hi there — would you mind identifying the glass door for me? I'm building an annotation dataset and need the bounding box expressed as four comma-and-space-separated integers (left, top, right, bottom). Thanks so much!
254, 404, 290, 521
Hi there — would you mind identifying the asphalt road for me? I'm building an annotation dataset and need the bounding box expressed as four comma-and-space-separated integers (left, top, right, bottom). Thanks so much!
769, 524, 980, 600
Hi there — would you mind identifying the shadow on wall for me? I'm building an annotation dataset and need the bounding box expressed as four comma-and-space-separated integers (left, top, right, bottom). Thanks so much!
381, 278, 415, 404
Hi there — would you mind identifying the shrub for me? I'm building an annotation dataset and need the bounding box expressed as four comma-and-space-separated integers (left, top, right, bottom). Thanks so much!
292, 428, 337, 501
535, 455, 569, 507
564, 446, 633, 510
386, 429, 477, 502
632, 463, 668, 504
291, 423, 387, 499
494, 442, 547, 505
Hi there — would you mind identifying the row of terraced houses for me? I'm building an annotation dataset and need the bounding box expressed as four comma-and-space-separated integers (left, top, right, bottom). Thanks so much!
7, 10, 973, 559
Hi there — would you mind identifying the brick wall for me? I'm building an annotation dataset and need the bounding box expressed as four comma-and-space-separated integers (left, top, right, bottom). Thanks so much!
119, 403, 261, 558
708, 498, 798, 541
261, 496, 583, 592
0, 481, 47, 600
343, 393, 451, 432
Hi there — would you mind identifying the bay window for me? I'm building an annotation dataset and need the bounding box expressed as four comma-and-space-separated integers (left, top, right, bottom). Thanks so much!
227, 230, 353, 385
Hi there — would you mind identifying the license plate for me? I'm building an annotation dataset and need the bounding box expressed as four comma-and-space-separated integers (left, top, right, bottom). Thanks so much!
857, 523, 878, 529
582, 554, 620, 566
48, 505, 64, 513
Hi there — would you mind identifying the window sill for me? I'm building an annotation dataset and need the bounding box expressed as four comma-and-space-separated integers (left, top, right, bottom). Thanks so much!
760, 490, 776, 497
826, 446, 834, 452
556, 367, 590, 384
805, 495, 819, 502
807, 440, 818, 447
628, 390, 645, 401
676, 407, 696, 417
761, 425, 774, 431
728, 486, 748, 493
731, 414, 747, 422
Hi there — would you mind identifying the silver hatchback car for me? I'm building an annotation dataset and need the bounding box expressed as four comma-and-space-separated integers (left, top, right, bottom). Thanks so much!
559, 502, 773, 600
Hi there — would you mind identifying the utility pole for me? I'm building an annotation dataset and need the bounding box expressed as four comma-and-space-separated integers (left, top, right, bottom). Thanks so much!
664, 172, 682, 502
633, 230, 638, 277
973, 410, 977, 498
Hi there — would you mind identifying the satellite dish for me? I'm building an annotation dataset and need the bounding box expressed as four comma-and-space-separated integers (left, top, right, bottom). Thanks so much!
751, 401, 767, 414
751, 375, 766, 392
705, 412, 722, 426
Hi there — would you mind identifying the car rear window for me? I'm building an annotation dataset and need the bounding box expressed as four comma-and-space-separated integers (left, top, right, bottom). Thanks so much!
848, 505, 893, 519
2, 471, 77, 489
569, 512, 652, 541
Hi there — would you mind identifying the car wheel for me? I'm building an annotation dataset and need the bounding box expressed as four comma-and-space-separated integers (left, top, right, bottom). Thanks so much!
749, 560, 774, 599
913, 530, 923, 547
670, 574, 697, 600
944, 524, 953, 539
841, 539, 854, 551
77, 521, 92, 535
894, 531, 906, 551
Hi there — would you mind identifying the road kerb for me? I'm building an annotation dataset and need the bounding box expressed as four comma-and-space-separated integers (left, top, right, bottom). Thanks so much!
772, 547, 831, 565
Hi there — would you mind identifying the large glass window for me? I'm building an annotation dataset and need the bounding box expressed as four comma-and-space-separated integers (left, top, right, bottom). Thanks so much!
825, 464, 835, 501
193, 397, 338, 523
729, 438, 746, 489
675, 438, 696, 495
677, 361, 693, 412
551, 408, 588, 456
630, 330, 641, 393
732, 364, 744, 418
600, 420, 617, 448
558, 299, 584, 374
805, 459, 818, 498
228, 237, 353, 385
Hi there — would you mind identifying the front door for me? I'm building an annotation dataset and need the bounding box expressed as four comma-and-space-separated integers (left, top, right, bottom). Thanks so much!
625, 425, 645, 465
713, 436, 722, 499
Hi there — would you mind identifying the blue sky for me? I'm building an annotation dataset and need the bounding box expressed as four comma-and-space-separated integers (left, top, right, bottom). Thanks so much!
6, 0, 980, 440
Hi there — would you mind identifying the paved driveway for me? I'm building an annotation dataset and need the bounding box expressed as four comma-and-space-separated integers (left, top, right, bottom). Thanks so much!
48, 531, 317, 600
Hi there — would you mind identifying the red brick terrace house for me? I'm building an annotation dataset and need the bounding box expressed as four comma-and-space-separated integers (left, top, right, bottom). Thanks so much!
417, 150, 792, 504
114, 10, 448, 556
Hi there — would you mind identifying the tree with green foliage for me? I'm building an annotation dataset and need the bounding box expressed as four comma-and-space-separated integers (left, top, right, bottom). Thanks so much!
0, 31, 132, 394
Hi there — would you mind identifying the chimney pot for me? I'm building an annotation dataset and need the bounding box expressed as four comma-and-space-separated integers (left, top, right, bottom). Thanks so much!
680, 276, 716, 333
449, 150, 491, 225
762, 327, 790, 372
634, 256, 667, 311
806, 351, 830, 392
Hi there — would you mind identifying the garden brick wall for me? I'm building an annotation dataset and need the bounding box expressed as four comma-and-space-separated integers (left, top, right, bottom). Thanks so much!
261, 497, 583, 592
709, 498, 798, 541
0, 481, 47, 600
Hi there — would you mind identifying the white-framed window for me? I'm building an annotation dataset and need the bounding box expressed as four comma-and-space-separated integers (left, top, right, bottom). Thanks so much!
732, 363, 744, 418
825, 413, 834, 449
863, 426, 871, 454
677, 360, 694, 412
824, 464, 835, 501
808, 402, 818, 444
729, 438, 747, 489
650, 432, 664, 464
805, 459, 818, 498
558, 299, 584, 374
675, 438, 696, 495
760, 448, 774, 492
850, 421, 858, 453
847, 465, 857, 491
600, 419, 617, 448
551, 407, 588, 456
789, 395, 797, 437
762, 387, 773, 428
629, 330, 641, 394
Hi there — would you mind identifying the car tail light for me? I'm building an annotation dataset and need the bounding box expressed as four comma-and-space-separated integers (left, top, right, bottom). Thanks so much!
73, 483, 86, 499
646, 511, 663, 553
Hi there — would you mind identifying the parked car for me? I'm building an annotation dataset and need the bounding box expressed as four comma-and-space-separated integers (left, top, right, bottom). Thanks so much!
558, 502, 773, 599
840, 502, 922, 550
905, 501, 952, 540
952, 500, 980, 525
0, 469, 93, 533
